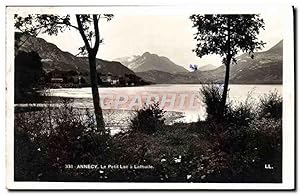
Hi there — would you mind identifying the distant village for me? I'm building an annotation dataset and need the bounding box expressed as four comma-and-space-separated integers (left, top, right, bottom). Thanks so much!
42, 69, 148, 88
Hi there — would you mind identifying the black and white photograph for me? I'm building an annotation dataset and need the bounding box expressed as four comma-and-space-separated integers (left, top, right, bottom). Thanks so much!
5, 5, 295, 190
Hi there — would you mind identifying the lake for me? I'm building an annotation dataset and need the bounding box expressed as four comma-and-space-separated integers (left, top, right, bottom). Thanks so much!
49, 84, 282, 124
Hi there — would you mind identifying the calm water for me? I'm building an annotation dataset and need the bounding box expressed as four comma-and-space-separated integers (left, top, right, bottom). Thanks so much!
49, 84, 282, 123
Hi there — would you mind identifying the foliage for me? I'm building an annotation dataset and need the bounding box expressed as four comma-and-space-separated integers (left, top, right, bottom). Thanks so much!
189, 14, 266, 63
14, 51, 45, 103
200, 84, 257, 127
130, 102, 166, 134
14, 99, 115, 181
14, 14, 113, 55
190, 14, 266, 115
14, 128, 47, 181
200, 84, 231, 121
212, 118, 282, 182
258, 90, 282, 119
226, 98, 256, 127
197, 87, 282, 182
112, 125, 221, 182
14, 91, 282, 182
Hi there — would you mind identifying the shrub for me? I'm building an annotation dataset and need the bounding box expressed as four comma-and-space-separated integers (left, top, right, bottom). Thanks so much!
14, 51, 44, 103
200, 84, 232, 121
225, 97, 256, 127
14, 90, 282, 183
259, 91, 282, 119
249, 118, 282, 179
14, 99, 115, 181
200, 84, 222, 120
14, 128, 47, 181
200, 84, 257, 128
209, 116, 282, 182
130, 102, 166, 134
196, 89, 282, 182
232, 118, 282, 182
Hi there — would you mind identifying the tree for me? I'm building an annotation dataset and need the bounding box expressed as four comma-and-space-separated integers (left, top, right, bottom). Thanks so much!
190, 14, 265, 116
15, 51, 44, 103
14, 14, 114, 135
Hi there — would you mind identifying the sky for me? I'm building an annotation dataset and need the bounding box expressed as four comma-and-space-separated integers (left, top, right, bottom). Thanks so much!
39, 13, 283, 70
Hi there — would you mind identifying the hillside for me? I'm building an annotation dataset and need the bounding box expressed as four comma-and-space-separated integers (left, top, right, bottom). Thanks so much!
17, 34, 135, 77
198, 64, 218, 71
228, 39, 283, 84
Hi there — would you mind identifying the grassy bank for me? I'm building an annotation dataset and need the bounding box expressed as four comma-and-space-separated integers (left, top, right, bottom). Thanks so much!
14, 86, 282, 182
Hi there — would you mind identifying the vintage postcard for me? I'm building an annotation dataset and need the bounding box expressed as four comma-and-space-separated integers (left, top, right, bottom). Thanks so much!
6, 5, 295, 190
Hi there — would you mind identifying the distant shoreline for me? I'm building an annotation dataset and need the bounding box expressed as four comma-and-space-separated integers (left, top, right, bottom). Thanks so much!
147, 83, 283, 85
45, 83, 283, 90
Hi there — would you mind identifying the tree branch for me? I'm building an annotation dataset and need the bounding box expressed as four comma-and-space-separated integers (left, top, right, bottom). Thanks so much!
15, 27, 43, 50
15, 34, 30, 50
55, 21, 79, 30
92, 14, 100, 54
76, 15, 91, 53
226, 16, 232, 64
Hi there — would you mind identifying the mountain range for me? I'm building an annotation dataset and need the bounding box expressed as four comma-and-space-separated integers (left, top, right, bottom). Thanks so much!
136, 40, 283, 84
16, 33, 282, 85
17, 34, 136, 77
211, 40, 283, 84
114, 52, 188, 73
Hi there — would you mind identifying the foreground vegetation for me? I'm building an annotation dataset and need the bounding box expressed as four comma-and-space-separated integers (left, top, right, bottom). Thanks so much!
14, 86, 282, 182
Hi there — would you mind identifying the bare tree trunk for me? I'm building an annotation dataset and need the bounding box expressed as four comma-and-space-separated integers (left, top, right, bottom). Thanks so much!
76, 15, 107, 135
220, 16, 232, 117
221, 56, 231, 116
88, 53, 106, 134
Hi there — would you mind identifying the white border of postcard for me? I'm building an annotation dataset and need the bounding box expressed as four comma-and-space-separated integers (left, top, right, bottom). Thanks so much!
5, 5, 295, 190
